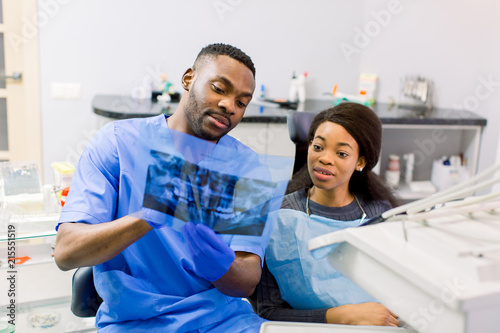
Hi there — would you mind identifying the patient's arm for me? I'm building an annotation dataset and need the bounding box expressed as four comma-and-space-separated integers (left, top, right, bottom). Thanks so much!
250, 262, 329, 322
326, 302, 399, 326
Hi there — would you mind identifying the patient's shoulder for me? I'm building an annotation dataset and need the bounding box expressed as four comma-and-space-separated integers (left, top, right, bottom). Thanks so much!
281, 189, 308, 213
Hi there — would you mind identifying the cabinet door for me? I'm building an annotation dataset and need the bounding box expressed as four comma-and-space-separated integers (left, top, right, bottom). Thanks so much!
0, 0, 42, 167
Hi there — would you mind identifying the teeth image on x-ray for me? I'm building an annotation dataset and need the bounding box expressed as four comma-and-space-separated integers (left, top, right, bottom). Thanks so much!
142, 149, 279, 236
132, 123, 293, 236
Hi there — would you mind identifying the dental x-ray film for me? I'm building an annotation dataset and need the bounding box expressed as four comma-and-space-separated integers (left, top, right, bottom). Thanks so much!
132, 122, 293, 236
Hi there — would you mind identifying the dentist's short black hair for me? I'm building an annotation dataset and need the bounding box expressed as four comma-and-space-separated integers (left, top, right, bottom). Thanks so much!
193, 43, 255, 77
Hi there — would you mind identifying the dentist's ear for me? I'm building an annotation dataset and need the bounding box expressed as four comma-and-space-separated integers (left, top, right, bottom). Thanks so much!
181, 68, 195, 91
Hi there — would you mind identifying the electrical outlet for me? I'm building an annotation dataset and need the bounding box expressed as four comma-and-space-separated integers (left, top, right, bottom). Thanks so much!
50, 83, 82, 100
50, 83, 65, 99
65, 83, 82, 100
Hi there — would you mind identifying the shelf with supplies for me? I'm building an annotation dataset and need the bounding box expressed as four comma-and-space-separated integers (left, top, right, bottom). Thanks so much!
0, 211, 59, 241
0, 211, 97, 332
0, 161, 97, 332
379, 123, 483, 202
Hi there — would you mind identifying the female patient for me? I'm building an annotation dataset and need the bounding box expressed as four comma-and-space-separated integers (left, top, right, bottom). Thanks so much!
251, 102, 400, 326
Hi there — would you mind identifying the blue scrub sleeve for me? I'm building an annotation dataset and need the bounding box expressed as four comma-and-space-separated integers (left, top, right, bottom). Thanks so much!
57, 123, 120, 229
228, 235, 265, 262
223, 209, 276, 267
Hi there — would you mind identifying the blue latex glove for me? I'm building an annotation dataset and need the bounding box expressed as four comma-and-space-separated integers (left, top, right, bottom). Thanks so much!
182, 222, 236, 281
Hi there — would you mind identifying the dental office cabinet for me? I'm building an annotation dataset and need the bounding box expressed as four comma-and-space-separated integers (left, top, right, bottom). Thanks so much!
0, 163, 97, 332
0, 220, 97, 332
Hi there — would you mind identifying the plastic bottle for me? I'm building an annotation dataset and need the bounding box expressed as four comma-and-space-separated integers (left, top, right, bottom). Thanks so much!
385, 154, 400, 188
403, 153, 415, 184
297, 72, 307, 102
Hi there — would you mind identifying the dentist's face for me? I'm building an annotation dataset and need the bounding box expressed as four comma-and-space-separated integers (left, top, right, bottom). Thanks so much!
183, 55, 255, 142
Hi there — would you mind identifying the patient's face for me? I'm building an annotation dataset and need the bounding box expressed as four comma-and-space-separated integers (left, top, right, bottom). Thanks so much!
307, 121, 362, 194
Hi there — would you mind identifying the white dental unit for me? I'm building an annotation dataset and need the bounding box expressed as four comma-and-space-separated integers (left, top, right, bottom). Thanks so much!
260, 165, 500, 333
308, 204, 500, 333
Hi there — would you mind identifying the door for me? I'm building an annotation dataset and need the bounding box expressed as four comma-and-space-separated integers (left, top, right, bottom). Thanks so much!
0, 0, 42, 169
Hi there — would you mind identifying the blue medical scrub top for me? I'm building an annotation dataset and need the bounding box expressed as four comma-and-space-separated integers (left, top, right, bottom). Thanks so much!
58, 115, 266, 332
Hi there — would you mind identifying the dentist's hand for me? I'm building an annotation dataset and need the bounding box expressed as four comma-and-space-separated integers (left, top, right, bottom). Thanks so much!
182, 222, 236, 281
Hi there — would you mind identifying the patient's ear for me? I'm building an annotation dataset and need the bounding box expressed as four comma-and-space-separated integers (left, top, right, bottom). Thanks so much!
182, 68, 195, 91
357, 156, 367, 170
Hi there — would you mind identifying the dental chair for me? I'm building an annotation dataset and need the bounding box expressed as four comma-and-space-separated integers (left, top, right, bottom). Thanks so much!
286, 110, 316, 176
71, 266, 102, 317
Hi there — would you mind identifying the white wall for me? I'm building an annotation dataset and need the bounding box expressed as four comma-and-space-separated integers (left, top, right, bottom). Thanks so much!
38, 0, 500, 183
38, 0, 365, 182
358, 0, 500, 178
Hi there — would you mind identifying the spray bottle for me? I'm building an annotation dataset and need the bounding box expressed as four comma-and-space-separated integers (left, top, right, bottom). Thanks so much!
297, 72, 307, 102
288, 72, 298, 102
288, 71, 307, 102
